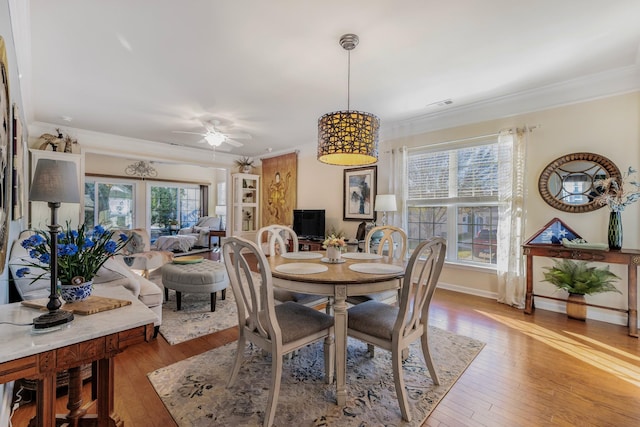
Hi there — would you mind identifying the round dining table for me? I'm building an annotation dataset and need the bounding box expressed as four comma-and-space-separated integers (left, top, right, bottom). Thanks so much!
268, 251, 406, 406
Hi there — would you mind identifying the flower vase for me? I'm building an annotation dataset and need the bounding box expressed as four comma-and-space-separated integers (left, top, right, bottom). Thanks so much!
608, 211, 623, 250
326, 246, 341, 263
60, 280, 93, 303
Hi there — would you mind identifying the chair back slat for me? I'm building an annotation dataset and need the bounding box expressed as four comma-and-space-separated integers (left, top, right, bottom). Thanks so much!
365, 225, 407, 261
394, 237, 446, 339
223, 237, 281, 342
256, 225, 299, 256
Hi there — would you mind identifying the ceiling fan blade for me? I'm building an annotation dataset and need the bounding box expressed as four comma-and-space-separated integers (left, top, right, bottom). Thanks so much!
225, 133, 252, 140
172, 130, 206, 136
224, 139, 244, 147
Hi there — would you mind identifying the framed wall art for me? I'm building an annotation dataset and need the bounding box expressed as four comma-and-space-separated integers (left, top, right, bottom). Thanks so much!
343, 165, 377, 221
261, 152, 297, 227
0, 36, 10, 272
12, 103, 23, 219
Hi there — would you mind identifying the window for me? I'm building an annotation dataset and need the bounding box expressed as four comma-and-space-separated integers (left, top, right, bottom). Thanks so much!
406, 142, 499, 266
84, 179, 135, 230
149, 184, 202, 241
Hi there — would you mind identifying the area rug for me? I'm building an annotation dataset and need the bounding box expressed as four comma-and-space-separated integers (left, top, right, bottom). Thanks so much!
158, 288, 238, 345
148, 328, 484, 426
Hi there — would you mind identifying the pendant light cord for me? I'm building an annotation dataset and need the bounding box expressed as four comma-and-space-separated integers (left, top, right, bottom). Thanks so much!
347, 49, 351, 110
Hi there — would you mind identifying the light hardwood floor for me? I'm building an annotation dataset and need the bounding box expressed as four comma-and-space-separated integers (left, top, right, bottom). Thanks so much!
10, 266, 640, 426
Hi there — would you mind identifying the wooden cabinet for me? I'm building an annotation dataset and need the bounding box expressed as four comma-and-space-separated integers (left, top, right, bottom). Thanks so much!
231, 173, 260, 241
29, 149, 84, 229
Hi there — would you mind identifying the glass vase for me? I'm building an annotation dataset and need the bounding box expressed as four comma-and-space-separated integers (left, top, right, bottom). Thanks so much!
608, 211, 623, 250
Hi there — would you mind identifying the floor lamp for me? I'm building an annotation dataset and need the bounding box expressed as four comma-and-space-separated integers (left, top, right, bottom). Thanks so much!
29, 159, 80, 329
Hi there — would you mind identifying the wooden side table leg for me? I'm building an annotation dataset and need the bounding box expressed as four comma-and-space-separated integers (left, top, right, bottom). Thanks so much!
524, 253, 534, 314
96, 357, 123, 427
628, 263, 638, 337
65, 366, 87, 424
34, 374, 57, 427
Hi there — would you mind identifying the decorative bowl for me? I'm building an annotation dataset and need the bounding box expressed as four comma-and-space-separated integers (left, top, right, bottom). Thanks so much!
59, 281, 93, 303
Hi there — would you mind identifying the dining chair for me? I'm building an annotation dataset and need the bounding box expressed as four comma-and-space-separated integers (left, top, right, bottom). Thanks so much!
346, 225, 408, 306
222, 237, 335, 427
346, 237, 446, 422
256, 225, 328, 309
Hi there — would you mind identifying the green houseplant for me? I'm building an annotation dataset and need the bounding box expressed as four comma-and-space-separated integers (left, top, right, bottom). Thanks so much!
541, 259, 621, 320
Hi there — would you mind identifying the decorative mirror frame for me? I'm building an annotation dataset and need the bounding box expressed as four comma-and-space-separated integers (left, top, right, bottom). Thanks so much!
538, 152, 621, 213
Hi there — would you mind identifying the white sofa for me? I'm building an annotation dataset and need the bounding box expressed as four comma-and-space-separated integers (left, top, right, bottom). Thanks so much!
8, 230, 164, 332
177, 216, 222, 248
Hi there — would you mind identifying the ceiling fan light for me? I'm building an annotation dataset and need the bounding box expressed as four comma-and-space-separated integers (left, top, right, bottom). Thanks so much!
205, 132, 226, 146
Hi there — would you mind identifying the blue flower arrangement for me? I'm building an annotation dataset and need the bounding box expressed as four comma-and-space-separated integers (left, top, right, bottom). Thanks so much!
16, 223, 130, 286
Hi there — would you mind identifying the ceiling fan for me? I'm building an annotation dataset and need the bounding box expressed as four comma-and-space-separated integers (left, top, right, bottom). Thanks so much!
172, 120, 251, 149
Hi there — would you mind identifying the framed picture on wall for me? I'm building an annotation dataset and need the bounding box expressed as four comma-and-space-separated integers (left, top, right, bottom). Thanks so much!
0, 36, 10, 272
343, 165, 377, 221
12, 103, 24, 220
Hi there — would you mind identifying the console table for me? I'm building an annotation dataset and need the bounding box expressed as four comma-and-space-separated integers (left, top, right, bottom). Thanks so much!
0, 287, 157, 426
208, 229, 226, 249
523, 244, 639, 338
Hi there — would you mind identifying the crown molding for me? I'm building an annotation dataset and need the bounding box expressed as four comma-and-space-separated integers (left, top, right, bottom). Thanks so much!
28, 122, 239, 168
383, 64, 640, 140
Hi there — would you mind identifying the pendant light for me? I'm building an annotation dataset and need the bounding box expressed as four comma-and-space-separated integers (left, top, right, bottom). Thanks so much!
317, 34, 380, 166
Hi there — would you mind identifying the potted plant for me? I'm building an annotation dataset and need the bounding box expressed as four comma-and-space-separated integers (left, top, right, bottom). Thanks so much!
15, 223, 130, 302
541, 259, 621, 320
235, 156, 254, 173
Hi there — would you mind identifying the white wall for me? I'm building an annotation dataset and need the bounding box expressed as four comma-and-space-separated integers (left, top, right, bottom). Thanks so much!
0, 0, 30, 423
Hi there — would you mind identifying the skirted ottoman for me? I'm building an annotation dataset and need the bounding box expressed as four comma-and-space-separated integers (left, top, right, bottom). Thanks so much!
161, 259, 229, 311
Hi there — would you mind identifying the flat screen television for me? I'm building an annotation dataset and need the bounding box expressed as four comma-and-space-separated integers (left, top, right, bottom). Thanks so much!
292, 209, 325, 241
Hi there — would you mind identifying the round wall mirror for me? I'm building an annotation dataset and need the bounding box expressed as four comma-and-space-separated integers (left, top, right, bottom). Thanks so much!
538, 152, 621, 213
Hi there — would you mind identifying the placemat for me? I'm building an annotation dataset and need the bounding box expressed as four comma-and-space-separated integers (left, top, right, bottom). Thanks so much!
341, 252, 383, 260
281, 252, 323, 260
348, 263, 404, 274
275, 263, 328, 274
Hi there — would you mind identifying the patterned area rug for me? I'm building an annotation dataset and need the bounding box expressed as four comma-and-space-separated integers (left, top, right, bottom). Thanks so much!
158, 288, 238, 345
148, 328, 484, 426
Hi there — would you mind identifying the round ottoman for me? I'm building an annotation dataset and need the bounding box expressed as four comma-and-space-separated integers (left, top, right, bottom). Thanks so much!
161, 259, 229, 311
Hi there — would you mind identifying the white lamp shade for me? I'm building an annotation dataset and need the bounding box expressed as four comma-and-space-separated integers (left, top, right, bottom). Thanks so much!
215, 205, 226, 216
374, 194, 397, 212
29, 159, 80, 203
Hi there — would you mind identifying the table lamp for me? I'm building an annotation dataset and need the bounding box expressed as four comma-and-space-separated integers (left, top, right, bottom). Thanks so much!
215, 205, 226, 230
374, 194, 397, 226
29, 159, 80, 329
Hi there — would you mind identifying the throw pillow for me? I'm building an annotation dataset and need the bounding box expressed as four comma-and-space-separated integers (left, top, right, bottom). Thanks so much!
123, 231, 145, 254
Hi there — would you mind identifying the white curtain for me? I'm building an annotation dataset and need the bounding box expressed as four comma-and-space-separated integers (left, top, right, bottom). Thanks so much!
390, 146, 408, 230
496, 128, 528, 307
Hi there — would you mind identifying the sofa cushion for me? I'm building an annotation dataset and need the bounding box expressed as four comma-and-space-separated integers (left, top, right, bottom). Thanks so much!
195, 216, 221, 231
94, 257, 141, 297
8, 231, 51, 300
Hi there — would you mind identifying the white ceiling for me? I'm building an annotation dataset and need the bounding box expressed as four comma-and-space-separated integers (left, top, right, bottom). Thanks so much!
20, 0, 640, 159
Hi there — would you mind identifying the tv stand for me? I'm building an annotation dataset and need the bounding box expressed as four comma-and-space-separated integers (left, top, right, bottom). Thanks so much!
291, 239, 324, 252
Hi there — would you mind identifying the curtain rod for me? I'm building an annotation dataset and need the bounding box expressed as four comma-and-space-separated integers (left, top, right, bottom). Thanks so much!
406, 124, 539, 152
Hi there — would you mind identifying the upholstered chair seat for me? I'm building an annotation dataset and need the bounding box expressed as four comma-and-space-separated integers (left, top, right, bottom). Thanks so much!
347, 237, 446, 422
223, 237, 334, 427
